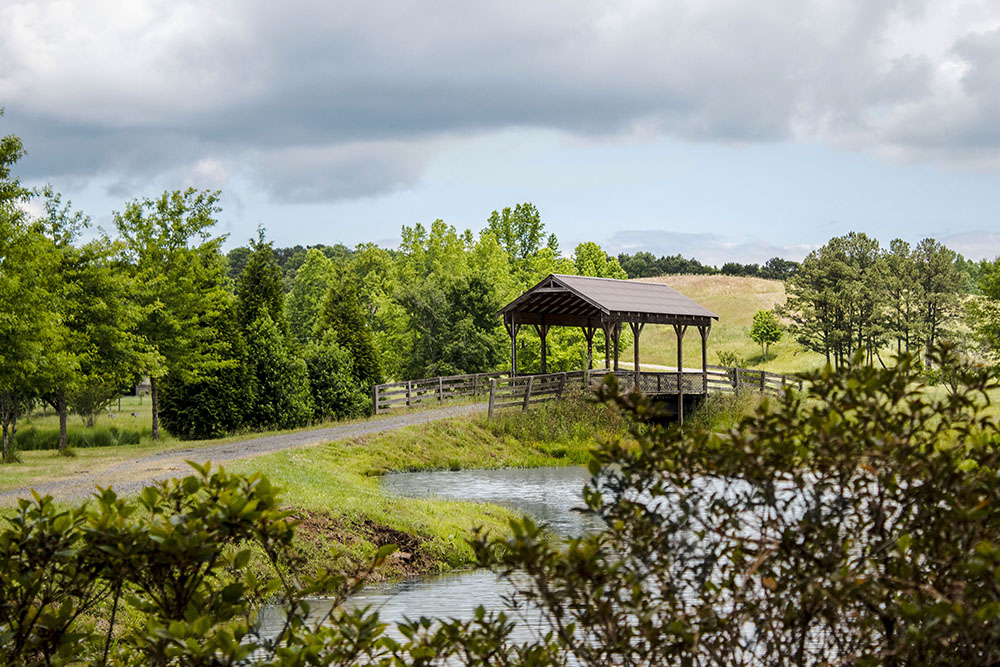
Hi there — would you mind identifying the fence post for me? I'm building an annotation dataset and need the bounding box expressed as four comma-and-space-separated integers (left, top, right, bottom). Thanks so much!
438, 376, 443, 401
473, 374, 479, 396
372, 385, 379, 415
488, 378, 497, 418
733, 368, 740, 391
760, 370, 766, 393
781, 375, 786, 391
522, 376, 534, 412
406, 380, 412, 408
559, 372, 567, 397
798, 379, 804, 392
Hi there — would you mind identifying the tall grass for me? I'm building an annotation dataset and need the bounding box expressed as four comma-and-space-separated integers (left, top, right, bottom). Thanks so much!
482, 390, 628, 448
683, 390, 764, 433
15, 426, 147, 451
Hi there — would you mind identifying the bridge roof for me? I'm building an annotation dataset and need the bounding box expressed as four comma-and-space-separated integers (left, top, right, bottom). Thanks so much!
500, 274, 718, 328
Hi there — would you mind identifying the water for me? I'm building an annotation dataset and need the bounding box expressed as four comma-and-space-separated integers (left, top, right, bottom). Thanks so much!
380, 465, 597, 537
258, 466, 594, 641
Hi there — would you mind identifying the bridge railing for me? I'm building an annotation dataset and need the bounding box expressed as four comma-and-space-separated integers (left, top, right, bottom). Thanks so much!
373, 366, 802, 415
373, 371, 508, 414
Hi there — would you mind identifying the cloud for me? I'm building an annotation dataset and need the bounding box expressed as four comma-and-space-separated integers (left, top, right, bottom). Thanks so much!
603, 230, 815, 266
4, 0, 1000, 202
940, 230, 1000, 261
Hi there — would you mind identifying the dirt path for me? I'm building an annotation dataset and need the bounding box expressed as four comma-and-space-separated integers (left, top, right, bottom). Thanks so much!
0, 403, 486, 504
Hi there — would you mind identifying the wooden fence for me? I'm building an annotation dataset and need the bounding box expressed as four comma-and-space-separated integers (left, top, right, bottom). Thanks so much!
372, 366, 802, 416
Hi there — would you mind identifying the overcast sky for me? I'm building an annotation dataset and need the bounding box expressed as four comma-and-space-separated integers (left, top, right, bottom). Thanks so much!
3, 0, 1000, 262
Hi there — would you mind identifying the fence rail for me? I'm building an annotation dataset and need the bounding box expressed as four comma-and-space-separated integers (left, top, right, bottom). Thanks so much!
373, 366, 802, 416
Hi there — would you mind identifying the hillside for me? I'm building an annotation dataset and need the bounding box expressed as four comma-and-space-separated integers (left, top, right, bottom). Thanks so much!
630, 275, 826, 374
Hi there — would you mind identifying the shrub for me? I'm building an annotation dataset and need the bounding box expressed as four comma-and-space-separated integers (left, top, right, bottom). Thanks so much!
474, 343, 1000, 664
15, 426, 145, 451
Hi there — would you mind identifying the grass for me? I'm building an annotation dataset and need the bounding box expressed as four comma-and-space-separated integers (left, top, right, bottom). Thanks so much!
630, 275, 826, 375
221, 396, 628, 573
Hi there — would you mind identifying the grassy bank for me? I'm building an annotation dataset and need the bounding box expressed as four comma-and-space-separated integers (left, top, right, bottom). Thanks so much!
226, 393, 627, 577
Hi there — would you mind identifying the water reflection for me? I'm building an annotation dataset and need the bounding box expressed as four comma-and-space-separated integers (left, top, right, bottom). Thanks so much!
260, 466, 594, 642
380, 465, 598, 537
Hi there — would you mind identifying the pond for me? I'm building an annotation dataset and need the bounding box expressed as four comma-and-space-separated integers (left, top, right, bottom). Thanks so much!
257, 465, 595, 639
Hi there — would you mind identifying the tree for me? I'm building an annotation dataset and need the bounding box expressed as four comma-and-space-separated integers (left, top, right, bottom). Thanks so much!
0, 119, 62, 462
483, 202, 550, 261
114, 188, 230, 440
749, 309, 782, 358
760, 256, 799, 280
286, 248, 334, 344
318, 272, 383, 390
158, 299, 255, 440
303, 332, 369, 421
244, 309, 313, 429
915, 237, 963, 360
235, 229, 287, 338
572, 242, 627, 280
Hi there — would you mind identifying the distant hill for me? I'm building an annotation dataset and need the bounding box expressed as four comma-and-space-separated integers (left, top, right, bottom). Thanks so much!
627, 275, 825, 374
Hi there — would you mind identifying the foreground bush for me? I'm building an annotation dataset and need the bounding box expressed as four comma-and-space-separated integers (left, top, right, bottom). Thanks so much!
476, 344, 1000, 665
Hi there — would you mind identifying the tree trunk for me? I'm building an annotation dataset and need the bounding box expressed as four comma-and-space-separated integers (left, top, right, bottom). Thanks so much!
58, 393, 68, 452
150, 376, 160, 441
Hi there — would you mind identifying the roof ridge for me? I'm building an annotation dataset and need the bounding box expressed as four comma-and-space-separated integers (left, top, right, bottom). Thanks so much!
554, 274, 679, 287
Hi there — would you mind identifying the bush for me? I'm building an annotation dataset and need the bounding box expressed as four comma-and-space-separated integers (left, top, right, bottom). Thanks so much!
474, 343, 1000, 664
245, 309, 313, 430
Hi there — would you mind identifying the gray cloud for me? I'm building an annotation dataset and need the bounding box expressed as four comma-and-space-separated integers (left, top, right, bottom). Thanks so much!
940, 230, 1000, 261
3, 0, 1000, 201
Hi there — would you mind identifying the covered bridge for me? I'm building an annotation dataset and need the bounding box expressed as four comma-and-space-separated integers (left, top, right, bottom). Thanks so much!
499, 273, 718, 388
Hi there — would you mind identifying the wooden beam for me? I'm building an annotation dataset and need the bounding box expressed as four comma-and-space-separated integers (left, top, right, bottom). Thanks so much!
602, 323, 612, 369
582, 326, 596, 370
533, 323, 551, 374
628, 321, 645, 385
699, 325, 710, 394
613, 322, 622, 371
674, 324, 688, 425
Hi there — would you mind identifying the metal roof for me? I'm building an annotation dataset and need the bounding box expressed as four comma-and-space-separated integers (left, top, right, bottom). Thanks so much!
500, 274, 718, 327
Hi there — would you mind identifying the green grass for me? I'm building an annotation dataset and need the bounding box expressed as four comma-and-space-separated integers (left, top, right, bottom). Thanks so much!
222, 396, 627, 573
629, 275, 826, 375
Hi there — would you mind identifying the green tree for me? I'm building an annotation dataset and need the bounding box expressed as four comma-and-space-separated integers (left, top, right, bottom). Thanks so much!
317, 272, 382, 389
235, 229, 287, 338
303, 332, 369, 421
285, 247, 334, 344
572, 241, 628, 280
0, 120, 62, 461
244, 309, 313, 429
158, 299, 255, 439
749, 309, 782, 358
114, 188, 230, 440
483, 202, 548, 261
915, 237, 963, 360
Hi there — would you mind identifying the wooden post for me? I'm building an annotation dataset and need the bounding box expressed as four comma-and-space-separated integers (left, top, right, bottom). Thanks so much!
372, 385, 379, 415
674, 324, 688, 425
628, 322, 645, 388
473, 374, 479, 396
760, 370, 766, 393
582, 326, 596, 370
406, 380, 412, 407
699, 326, 709, 395
602, 323, 612, 369
488, 378, 497, 418
534, 324, 550, 374
613, 322, 622, 371
522, 376, 534, 412
734, 368, 740, 391
559, 372, 567, 397
506, 317, 520, 377
438, 376, 444, 401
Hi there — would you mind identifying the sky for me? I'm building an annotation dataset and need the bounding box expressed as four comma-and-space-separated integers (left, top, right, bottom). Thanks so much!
3, 0, 1000, 263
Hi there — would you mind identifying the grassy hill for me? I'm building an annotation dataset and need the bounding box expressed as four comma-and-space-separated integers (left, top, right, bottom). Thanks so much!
627, 275, 826, 375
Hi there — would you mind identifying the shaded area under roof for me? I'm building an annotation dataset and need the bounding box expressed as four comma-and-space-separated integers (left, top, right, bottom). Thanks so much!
500, 274, 718, 328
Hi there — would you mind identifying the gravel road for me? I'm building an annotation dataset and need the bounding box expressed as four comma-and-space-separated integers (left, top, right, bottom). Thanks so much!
0, 403, 486, 504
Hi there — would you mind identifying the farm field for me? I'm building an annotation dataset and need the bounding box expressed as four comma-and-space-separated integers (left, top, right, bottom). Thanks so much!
631, 274, 826, 374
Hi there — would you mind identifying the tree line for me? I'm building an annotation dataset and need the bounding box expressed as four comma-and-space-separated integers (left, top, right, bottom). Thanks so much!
0, 123, 632, 453
617, 251, 801, 280
780, 231, 998, 369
